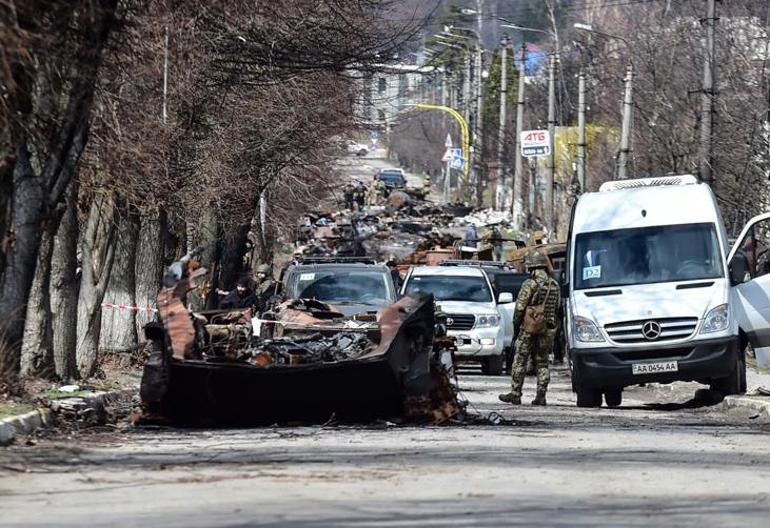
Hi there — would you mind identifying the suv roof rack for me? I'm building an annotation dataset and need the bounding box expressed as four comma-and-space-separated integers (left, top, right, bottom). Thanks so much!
599, 175, 697, 192
440, 260, 511, 269
295, 256, 377, 265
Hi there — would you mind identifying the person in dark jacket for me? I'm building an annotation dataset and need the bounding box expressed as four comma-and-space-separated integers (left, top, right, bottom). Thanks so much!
387, 260, 402, 291
220, 277, 256, 310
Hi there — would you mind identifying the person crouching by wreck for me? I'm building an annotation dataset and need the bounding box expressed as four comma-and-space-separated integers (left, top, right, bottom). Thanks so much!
220, 277, 256, 310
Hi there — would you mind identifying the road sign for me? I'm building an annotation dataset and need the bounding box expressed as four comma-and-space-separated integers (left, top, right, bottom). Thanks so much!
445, 133, 453, 148
450, 157, 465, 170
520, 129, 551, 158
441, 148, 454, 162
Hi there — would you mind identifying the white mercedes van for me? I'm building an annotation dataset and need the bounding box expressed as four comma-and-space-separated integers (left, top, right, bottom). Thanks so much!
566, 175, 770, 407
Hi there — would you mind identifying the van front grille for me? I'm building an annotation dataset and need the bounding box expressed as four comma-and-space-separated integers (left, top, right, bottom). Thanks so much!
604, 317, 698, 344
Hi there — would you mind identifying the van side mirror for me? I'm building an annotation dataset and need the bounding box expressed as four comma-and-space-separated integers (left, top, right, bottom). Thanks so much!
729, 251, 748, 286
560, 283, 569, 298
497, 292, 514, 304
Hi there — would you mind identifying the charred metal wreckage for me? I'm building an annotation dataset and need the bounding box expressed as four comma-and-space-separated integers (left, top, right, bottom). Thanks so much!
140, 264, 462, 426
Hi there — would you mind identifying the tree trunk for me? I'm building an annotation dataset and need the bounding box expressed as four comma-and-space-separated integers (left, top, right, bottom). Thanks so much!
219, 225, 250, 291
0, 0, 119, 376
0, 147, 45, 368
99, 211, 139, 352
134, 212, 165, 341
76, 197, 117, 378
19, 224, 55, 378
189, 210, 218, 311
51, 192, 80, 381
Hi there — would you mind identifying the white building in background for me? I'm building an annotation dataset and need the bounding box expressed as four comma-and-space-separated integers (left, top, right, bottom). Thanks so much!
356, 63, 440, 127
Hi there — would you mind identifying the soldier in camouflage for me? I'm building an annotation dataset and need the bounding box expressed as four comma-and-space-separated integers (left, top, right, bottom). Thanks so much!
254, 263, 278, 313
499, 251, 560, 406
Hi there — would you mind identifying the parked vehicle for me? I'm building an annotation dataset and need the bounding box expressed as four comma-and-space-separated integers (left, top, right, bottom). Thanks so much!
346, 140, 370, 156
402, 265, 507, 374
283, 258, 398, 316
565, 175, 765, 408
439, 260, 529, 371
377, 168, 407, 190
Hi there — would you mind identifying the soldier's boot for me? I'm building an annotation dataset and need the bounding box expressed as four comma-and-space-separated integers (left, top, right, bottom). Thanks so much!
531, 392, 547, 406
498, 392, 522, 405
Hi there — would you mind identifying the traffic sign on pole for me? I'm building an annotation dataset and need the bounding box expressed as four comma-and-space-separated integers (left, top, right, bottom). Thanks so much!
445, 133, 453, 148
441, 149, 454, 163
520, 129, 551, 158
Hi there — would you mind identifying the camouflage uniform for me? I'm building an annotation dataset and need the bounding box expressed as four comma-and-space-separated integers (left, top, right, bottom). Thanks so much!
505, 265, 560, 405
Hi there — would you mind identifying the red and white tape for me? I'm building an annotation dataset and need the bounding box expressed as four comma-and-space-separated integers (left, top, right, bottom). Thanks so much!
101, 303, 158, 313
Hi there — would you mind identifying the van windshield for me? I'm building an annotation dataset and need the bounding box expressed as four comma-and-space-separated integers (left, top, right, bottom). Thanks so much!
574, 223, 724, 289
405, 275, 492, 302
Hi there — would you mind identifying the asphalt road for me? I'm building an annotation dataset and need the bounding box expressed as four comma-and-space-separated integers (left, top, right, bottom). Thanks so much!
2, 366, 769, 527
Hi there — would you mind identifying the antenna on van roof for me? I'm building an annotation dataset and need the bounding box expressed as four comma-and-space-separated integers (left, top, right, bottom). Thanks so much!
599, 175, 697, 192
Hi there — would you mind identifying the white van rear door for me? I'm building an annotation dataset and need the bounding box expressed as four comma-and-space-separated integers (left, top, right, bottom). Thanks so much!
728, 212, 770, 366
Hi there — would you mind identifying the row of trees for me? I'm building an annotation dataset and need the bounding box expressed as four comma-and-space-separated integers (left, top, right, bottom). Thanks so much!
0, 0, 423, 387
390, 0, 770, 237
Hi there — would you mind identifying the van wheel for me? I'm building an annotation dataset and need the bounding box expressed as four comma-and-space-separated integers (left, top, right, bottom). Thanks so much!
483, 354, 504, 376
576, 386, 602, 408
710, 349, 746, 396
604, 388, 623, 408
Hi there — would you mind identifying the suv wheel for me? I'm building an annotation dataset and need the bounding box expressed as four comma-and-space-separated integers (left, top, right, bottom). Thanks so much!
604, 387, 623, 408
483, 354, 504, 376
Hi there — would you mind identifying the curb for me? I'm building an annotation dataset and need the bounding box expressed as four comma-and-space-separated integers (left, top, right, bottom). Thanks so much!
0, 408, 55, 446
0, 388, 135, 446
721, 395, 770, 422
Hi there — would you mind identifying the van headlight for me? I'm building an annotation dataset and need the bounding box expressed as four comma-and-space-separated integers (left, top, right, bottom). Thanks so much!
701, 304, 729, 334
475, 314, 501, 328
574, 316, 605, 343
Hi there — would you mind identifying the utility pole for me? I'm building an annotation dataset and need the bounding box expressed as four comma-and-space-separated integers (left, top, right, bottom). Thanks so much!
463, 53, 472, 128
544, 53, 557, 231
512, 43, 526, 225
495, 35, 510, 210
474, 46, 485, 207
617, 64, 634, 180
699, 0, 717, 184
577, 69, 587, 192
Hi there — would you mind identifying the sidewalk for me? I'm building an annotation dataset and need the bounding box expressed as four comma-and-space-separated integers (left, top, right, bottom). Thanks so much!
0, 387, 136, 446
721, 364, 770, 422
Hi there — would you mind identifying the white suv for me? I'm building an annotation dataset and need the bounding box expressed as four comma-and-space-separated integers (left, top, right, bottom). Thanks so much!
401, 266, 509, 374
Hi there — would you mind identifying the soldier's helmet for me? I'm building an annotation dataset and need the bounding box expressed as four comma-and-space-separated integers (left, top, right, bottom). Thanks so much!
255, 263, 272, 274
524, 251, 547, 270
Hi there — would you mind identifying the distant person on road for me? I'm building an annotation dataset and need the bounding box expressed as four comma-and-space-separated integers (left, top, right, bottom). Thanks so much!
343, 185, 355, 210
220, 276, 256, 310
499, 251, 560, 406
354, 182, 366, 210
489, 225, 504, 261
465, 223, 478, 248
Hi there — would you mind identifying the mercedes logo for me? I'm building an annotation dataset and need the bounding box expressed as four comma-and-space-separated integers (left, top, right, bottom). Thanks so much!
446, 317, 455, 326
642, 321, 662, 340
